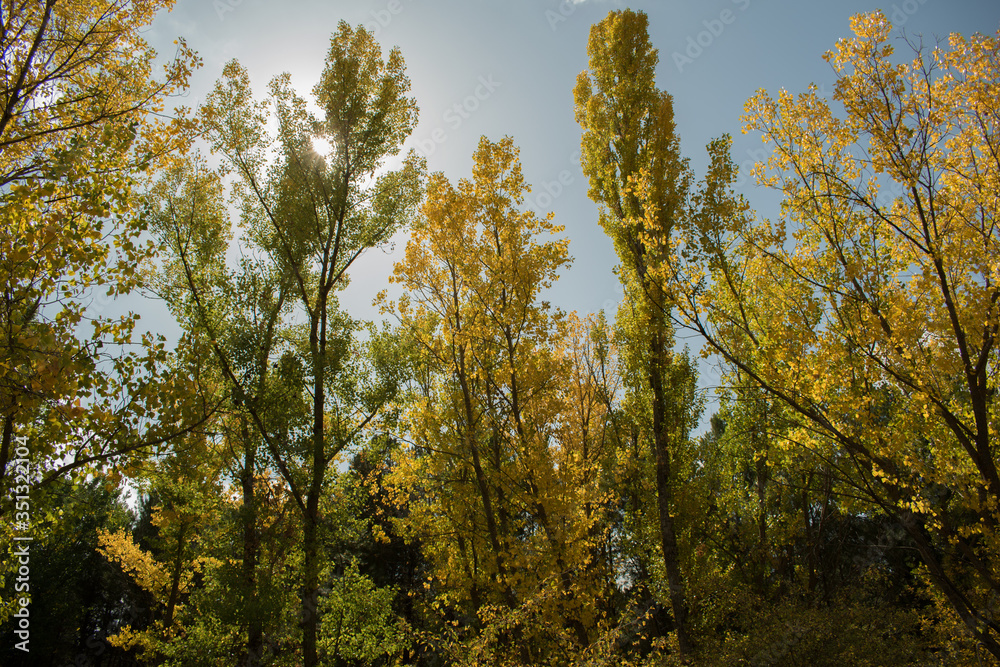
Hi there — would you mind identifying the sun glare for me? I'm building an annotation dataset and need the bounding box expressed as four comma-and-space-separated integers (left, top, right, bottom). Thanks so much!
311, 136, 333, 156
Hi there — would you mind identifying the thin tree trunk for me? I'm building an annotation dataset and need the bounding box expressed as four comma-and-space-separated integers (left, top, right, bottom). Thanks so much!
302, 512, 320, 667
165, 523, 188, 627
756, 454, 769, 592
459, 360, 513, 606
648, 331, 693, 658
241, 417, 262, 666
0, 412, 13, 485
302, 291, 328, 667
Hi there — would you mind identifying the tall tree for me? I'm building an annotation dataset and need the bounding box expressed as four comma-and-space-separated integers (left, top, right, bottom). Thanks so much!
574, 9, 701, 657
176, 22, 424, 666
0, 480, 139, 666
662, 12, 1000, 658
385, 136, 608, 662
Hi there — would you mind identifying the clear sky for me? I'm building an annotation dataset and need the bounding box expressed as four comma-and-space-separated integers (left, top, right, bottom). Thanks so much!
137, 0, 1000, 413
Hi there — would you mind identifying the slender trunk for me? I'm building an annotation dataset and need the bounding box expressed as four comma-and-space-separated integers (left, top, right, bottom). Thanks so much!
816, 470, 833, 600
901, 511, 1000, 659
755, 454, 768, 592
302, 511, 320, 667
504, 333, 589, 645
0, 412, 13, 485
535, 498, 591, 647
165, 523, 188, 627
241, 418, 262, 666
303, 291, 328, 667
492, 428, 511, 540
802, 480, 817, 595
458, 346, 514, 606
457, 531, 482, 610
648, 330, 693, 658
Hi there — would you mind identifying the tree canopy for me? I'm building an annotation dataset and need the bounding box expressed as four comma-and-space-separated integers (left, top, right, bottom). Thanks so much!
2, 5, 999, 666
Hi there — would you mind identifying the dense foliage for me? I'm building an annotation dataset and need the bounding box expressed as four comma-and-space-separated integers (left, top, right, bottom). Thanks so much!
1, 3, 998, 665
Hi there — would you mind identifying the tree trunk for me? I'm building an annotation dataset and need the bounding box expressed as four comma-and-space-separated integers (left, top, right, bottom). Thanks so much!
302, 511, 320, 667
457, 345, 514, 606
0, 412, 13, 484
241, 418, 263, 666
648, 331, 693, 658
302, 297, 328, 667
165, 523, 188, 627
755, 454, 769, 592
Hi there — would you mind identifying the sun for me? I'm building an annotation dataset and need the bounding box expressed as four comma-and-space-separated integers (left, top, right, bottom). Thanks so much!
311, 135, 333, 156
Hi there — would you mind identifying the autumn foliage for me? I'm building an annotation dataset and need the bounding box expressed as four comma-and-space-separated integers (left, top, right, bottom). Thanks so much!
1, 4, 999, 666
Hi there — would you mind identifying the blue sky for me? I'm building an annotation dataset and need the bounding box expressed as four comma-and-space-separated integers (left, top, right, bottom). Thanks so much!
139, 0, 1000, 412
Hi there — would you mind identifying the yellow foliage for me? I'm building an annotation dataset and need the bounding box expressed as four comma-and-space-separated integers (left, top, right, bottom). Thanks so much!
96, 529, 170, 599
386, 136, 610, 657
664, 9, 1000, 656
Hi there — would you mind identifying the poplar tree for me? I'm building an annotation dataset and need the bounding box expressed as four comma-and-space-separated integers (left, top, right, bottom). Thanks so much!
160, 23, 424, 666
574, 9, 701, 657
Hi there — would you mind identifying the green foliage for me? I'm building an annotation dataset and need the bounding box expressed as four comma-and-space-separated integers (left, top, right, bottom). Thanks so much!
318, 559, 409, 664
137, 21, 426, 666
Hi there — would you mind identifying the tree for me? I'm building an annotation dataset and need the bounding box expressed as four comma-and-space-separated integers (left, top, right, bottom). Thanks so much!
0, 0, 196, 187
663, 11, 1000, 658
574, 9, 702, 657
163, 22, 424, 666
147, 154, 281, 665
97, 453, 225, 663
0, 3, 206, 639
384, 136, 610, 662
0, 0, 201, 506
